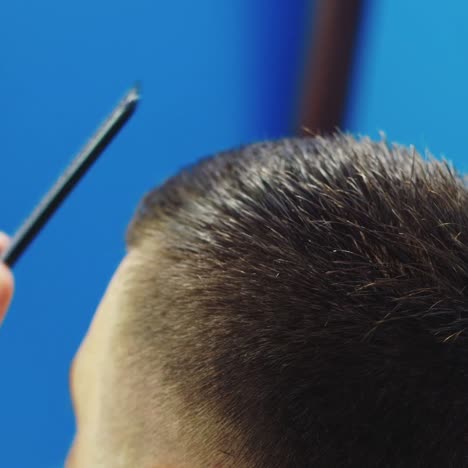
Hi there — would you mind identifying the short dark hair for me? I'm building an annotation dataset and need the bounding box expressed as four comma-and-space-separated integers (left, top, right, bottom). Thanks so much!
123, 134, 468, 467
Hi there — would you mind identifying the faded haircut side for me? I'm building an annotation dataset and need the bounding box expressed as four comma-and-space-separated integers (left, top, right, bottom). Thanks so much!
117, 134, 468, 467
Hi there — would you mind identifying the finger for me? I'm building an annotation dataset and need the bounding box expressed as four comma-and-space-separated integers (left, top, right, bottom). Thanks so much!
0, 232, 10, 254
0, 232, 13, 323
0, 263, 14, 323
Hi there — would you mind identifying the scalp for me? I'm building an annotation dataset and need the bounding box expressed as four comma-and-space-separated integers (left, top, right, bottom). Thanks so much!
122, 134, 468, 467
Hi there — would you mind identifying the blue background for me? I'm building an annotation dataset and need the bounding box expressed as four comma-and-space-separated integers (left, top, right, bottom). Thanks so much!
1, 1, 468, 466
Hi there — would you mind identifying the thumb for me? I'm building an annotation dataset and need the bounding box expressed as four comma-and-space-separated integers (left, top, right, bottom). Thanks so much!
0, 263, 13, 323
0, 233, 14, 324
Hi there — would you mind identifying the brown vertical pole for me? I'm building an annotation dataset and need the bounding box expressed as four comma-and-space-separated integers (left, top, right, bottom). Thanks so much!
297, 0, 366, 135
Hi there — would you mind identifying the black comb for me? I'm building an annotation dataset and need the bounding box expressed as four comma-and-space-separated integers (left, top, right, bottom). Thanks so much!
1, 84, 140, 267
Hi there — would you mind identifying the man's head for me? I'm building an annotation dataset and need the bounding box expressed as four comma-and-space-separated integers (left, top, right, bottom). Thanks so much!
68, 134, 468, 467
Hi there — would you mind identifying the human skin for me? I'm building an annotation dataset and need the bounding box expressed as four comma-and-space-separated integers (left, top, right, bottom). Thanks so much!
0, 234, 143, 467
0, 233, 218, 467
0, 233, 14, 324
66, 254, 138, 467
0, 230, 189, 467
